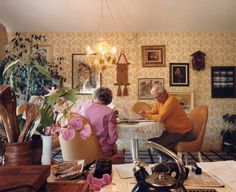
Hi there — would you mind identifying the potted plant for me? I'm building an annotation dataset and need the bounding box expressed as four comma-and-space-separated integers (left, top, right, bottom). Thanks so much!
221, 114, 236, 153
1, 32, 65, 103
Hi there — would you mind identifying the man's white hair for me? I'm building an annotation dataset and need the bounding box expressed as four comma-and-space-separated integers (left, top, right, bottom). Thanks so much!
150, 83, 166, 97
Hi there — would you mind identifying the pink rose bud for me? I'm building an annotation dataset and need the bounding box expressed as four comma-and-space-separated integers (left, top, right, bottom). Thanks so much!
62, 128, 76, 140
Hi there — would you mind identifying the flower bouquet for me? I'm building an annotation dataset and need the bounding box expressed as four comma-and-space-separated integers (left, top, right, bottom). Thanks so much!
36, 86, 92, 141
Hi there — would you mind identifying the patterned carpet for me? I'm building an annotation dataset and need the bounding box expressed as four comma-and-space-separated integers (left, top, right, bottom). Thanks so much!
52, 149, 236, 165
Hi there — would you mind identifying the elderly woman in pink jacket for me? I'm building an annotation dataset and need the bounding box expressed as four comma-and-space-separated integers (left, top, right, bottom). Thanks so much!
77, 87, 118, 157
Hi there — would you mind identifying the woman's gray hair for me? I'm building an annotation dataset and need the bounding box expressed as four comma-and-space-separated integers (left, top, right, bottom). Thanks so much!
93, 87, 113, 105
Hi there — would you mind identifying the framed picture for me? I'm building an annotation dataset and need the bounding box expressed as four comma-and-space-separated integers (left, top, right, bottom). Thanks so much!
72, 54, 101, 95
38, 45, 53, 63
169, 91, 194, 112
138, 78, 164, 99
169, 63, 189, 86
141, 45, 166, 67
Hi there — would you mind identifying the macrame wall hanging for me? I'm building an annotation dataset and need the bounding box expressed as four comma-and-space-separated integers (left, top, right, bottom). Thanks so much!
114, 51, 130, 96
191, 50, 206, 71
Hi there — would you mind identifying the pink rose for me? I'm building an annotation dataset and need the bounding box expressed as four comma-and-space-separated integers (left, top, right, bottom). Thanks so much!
102, 174, 112, 185
80, 124, 92, 140
86, 173, 112, 192
69, 116, 83, 130
62, 128, 76, 140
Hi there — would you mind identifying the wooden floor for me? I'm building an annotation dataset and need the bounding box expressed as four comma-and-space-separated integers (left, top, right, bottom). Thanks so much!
52, 149, 236, 165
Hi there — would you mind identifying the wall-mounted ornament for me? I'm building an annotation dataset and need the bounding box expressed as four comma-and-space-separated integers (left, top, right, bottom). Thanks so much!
114, 51, 130, 96
191, 51, 206, 71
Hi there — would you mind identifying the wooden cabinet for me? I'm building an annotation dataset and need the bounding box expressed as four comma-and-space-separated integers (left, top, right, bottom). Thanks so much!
211, 66, 236, 98
0, 165, 50, 191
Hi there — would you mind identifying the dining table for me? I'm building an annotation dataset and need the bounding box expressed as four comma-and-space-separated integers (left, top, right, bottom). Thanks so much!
117, 120, 164, 160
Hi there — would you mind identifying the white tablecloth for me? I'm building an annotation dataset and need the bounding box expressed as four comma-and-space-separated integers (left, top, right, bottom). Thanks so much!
118, 121, 163, 140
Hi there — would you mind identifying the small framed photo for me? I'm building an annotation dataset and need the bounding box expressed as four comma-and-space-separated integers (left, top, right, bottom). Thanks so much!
38, 45, 53, 63
169, 63, 189, 86
138, 78, 164, 99
169, 91, 194, 112
72, 54, 101, 95
141, 45, 166, 67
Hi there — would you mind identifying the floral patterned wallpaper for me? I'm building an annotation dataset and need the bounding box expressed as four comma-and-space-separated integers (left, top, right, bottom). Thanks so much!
8, 32, 236, 151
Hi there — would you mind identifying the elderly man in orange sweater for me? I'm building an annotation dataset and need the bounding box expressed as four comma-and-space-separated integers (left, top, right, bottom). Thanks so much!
140, 84, 193, 152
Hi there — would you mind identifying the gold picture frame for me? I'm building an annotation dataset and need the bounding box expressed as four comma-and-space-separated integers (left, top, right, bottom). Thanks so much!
72, 54, 101, 95
141, 45, 166, 67
138, 78, 164, 99
169, 63, 189, 86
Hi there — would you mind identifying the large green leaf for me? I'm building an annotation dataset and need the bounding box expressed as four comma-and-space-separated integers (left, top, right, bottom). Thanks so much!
35, 65, 51, 78
3, 59, 21, 77
46, 87, 78, 106
9, 72, 16, 88
37, 108, 54, 134
46, 89, 66, 106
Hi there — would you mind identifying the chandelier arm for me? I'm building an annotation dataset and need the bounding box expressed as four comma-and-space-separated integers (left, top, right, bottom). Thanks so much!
85, 0, 117, 72
105, 0, 115, 22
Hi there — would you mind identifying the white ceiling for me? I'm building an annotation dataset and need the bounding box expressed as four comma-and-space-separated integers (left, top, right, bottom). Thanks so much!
1, 0, 236, 32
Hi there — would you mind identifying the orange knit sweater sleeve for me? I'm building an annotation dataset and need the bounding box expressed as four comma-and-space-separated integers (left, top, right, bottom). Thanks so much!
144, 96, 177, 122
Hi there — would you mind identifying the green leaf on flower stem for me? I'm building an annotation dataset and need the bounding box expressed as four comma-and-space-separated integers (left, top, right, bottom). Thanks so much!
64, 89, 77, 103
46, 89, 67, 106
46, 86, 78, 106
37, 108, 54, 134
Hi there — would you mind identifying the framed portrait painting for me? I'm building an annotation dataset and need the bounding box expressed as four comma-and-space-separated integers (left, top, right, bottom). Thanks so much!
72, 54, 101, 95
138, 78, 164, 99
169, 63, 189, 86
141, 45, 166, 67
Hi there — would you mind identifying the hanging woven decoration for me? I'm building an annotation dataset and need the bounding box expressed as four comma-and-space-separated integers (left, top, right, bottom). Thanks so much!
114, 51, 130, 96
191, 51, 206, 71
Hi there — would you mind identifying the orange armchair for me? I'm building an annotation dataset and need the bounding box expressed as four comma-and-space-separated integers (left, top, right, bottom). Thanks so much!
175, 105, 208, 164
